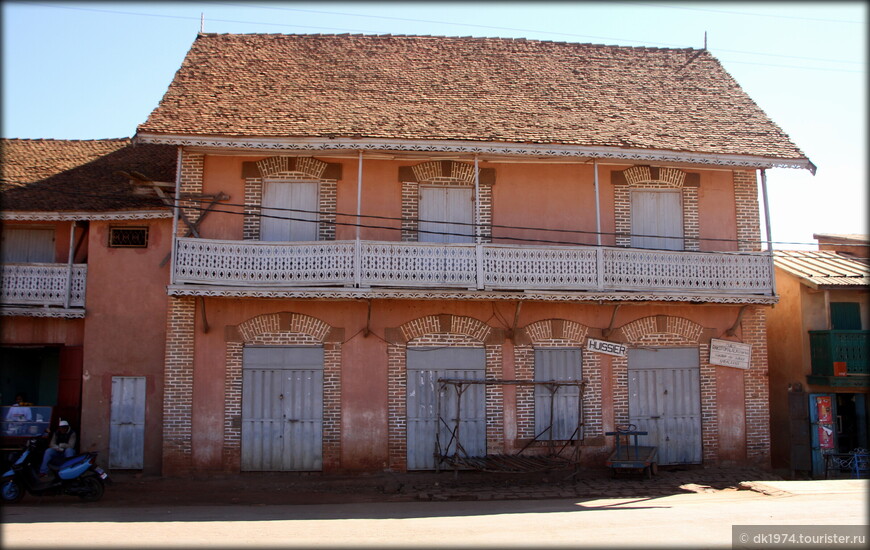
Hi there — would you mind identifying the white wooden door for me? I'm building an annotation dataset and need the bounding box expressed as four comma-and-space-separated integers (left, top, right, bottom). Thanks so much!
419, 186, 474, 243
241, 346, 324, 471
261, 180, 319, 241
1, 227, 55, 262
109, 376, 146, 469
628, 348, 701, 465
406, 347, 486, 469
631, 190, 683, 250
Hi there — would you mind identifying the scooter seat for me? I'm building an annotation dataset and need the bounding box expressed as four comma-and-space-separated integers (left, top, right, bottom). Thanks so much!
47, 453, 85, 471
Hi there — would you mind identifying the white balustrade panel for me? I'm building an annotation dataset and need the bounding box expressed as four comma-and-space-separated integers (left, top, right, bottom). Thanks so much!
359, 241, 477, 287
0, 263, 87, 307
174, 238, 355, 286
483, 244, 599, 290
602, 248, 772, 292
172, 238, 773, 295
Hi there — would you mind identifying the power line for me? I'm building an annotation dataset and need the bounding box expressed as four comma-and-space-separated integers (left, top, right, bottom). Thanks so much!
15, 1, 864, 73
5, 182, 865, 250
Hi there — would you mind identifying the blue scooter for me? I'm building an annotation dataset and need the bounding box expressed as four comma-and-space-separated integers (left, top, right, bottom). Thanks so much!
1, 437, 110, 503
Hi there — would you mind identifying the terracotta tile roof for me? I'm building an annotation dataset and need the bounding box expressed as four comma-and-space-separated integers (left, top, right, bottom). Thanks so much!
774, 250, 870, 288
1, 138, 177, 214
138, 33, 809, 163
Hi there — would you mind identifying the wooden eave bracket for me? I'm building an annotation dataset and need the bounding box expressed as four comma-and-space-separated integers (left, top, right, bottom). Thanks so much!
725, 305, 750, 337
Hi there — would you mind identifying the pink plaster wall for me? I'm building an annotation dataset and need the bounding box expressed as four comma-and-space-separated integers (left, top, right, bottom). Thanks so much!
185, 297, 758, 470
79, 219, 172, 474
697, 170, 739, 252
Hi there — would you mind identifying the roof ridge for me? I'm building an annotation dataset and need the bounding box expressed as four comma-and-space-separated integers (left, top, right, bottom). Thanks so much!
194, 31, 702, 52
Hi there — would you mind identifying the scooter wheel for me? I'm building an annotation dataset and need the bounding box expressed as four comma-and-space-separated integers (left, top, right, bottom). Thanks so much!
78, 474, 105, 502
1, 478, 24, 504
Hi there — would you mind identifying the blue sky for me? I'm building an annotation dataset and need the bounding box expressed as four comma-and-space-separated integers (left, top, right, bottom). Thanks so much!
2, 1, 866, 249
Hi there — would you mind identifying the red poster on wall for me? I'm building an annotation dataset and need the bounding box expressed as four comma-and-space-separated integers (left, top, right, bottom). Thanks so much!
818, 426, 835, 449
815, 396, 833, 423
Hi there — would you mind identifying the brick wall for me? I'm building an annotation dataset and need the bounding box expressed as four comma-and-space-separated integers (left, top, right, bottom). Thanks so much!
162, 296, 196, 474
733, 170, 762, 252
741, 307, 771, 466
178, 151, 205, 235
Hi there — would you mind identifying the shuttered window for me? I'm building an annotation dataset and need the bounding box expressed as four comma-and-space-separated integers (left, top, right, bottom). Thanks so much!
260, 180, 319, 241
1, 227, 55, 263
831, 302, 862, 330
418, 186, 474, 243
630, 190, 684, 250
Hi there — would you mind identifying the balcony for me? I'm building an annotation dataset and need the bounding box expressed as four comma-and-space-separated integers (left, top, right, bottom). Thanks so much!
170, 238, 775, 302
0, 263, 87, 317
808, 330, 870, 388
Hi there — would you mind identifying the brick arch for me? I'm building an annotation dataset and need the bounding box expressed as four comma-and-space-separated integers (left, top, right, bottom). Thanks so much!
616, 314, 704, 345
386, 314, 504, 471
514, 319, 602, 443
399, 161, 495, 243
399, 313, 495, 344
223, 311, 344, 472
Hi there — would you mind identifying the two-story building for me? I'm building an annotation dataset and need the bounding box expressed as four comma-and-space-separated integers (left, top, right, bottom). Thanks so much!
768, 235, 869, 478
0, 138, 176, 472
130, 33, 815, 475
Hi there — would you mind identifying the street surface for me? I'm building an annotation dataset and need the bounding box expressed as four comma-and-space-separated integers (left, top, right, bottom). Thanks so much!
3, 480, 867, 548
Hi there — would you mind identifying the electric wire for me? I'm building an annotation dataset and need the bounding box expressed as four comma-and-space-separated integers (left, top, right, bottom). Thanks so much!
3, 181, 866, 251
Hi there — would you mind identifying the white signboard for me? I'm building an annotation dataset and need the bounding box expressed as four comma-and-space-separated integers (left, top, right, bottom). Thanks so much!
709, 338, 752, 370
586, 338, 627, 357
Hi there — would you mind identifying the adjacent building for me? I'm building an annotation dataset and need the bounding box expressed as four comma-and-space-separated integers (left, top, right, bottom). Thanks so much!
767, 235, 869, 478
1, 138, 176, 472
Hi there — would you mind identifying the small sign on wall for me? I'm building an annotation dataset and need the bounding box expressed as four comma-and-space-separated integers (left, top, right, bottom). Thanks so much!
709, 338, 752, 370
586, 338, 628, 357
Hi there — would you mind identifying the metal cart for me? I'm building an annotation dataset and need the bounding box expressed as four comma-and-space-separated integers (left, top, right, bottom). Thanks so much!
605, 424, 658, 479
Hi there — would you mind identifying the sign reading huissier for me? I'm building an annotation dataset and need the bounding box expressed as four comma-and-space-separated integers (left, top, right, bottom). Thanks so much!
709, 338, 752, 369
586, 338, 627, 357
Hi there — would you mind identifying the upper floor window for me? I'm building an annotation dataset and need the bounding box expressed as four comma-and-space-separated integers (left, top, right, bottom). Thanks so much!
260, 179, 319, 242
418, 186, 474, 244
830, 302, 862, 330
0, 226, 55, 263
630, 189, 684, 251
108, 226, 148, 248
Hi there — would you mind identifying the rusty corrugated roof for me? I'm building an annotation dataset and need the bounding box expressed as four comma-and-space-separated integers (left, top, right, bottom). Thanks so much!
137, 34, 810, 164
773, 250, 870, 288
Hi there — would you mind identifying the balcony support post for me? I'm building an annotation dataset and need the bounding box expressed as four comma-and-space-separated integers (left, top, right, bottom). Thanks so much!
64, 220, 76, 310
760, 168, 776, 296
170, 147, 183, 286
594, 160, 604, 290
474, 155, 484, 289
355, 151, 363, 287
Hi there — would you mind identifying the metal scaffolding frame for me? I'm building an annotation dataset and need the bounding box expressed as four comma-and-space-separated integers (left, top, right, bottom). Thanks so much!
435, 377, 587, 474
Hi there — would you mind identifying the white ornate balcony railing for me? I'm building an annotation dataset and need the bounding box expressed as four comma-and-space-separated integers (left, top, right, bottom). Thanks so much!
172, 237, 774, 295
0, 263, 87, 308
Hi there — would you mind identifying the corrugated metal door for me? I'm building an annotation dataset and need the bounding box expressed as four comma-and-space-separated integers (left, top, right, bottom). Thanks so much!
109, 376, 146, 469
628, 348, 701, 464
535, 349, 583, 440
261, 180, 319, 241
631, 190, 683, 250
406, 347, 485, 469
242, 346, 323, 471
419, 186, 474, 243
